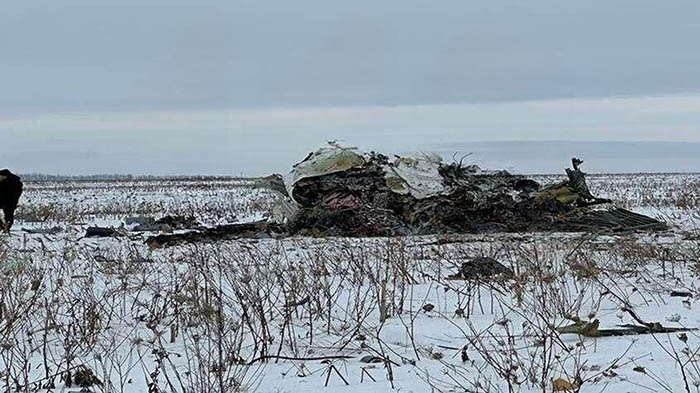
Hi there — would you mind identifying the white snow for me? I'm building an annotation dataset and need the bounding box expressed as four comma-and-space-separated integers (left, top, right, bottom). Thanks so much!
0, 174, 699, 393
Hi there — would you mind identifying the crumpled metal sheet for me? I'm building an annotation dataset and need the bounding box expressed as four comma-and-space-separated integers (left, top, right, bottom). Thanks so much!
269, 197, 299, 224
285, 145, 448, 202
269, 146, 669, 237
284, 146, 366, 202
564, 207, 667, 232
383, 153, 446, 199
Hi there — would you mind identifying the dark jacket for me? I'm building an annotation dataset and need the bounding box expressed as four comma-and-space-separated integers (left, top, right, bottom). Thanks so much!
0, 169, 23, 231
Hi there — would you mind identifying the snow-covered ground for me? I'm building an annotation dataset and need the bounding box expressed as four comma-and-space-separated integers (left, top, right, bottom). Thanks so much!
1, 174, 700, 393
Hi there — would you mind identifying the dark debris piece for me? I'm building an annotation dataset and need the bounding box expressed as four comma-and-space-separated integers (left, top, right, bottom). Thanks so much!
126, 215, 201, 232
146, 220, 285, 248
154, 215, 200, 230
448, 257, 515, 281
73, 366, 102, 388
360, 355, 384, 364
22, 226, 63, 235
84, 227, 121, 238
670, 291, 693, 298
565, 208, 667, 232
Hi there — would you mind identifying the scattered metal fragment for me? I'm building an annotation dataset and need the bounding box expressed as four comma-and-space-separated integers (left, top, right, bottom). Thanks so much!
557, 316, 697, 337
565, 208, 667, 232
70, 365, 102, 388
84, 227, 121, 238
22, 226, 64, 234
254, 173, 289, 197
360, 355, 384, 364
145, 220, 284, 248
447, 257, 514, 281
670, 290, 693, 298
125, 215, 200, 232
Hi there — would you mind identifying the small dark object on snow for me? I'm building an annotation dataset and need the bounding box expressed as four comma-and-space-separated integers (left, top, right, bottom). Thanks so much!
84, 227, 120, 238
448, 257, 514, 281
422, 303, 435, 312
124, 216, 166, 232
671, 291, 693, 298
360, 355, 384, 364
73, 365, 102, 388
155, 215, 200, 229
22, 226, 63, 235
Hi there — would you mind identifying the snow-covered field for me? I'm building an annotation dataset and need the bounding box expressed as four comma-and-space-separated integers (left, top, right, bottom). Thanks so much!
2, 174, 700, 393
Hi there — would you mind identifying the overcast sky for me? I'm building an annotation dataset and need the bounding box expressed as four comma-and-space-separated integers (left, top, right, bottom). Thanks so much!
2, 1, 700, 174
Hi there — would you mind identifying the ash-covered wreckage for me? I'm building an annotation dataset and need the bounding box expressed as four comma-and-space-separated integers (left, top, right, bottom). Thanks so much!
273, 145, 665, 235
145, 145, 666, 247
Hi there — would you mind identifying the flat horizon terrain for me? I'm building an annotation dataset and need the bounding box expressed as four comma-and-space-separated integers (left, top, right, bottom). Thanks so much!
0, 172, 699, 392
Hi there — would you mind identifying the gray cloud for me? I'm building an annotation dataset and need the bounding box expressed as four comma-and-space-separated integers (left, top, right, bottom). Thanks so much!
3, 1, 700, 175
2, 0, 700, 113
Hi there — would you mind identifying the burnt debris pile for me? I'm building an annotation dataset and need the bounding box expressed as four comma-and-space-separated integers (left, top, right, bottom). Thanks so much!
145, 145, 666, 247
279, 145, 665, 237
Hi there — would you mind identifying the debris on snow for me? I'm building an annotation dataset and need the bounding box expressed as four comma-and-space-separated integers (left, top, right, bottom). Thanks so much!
145, 144, 667, 247
125, 215, 200, 232
22, 226, 64, 235
552, 378, 579, 392
359, 355, 384, 364
254, 173, 289, 197
280, 145, 667, 237
670, 290, 693, 298
145, 220, 284, 248
153, 215, 200, 230
446, 257, 515, 281
124, 217, 167, 232
557, 315, 696, 337
84, 227, 122, 238
666, 313, 682, 323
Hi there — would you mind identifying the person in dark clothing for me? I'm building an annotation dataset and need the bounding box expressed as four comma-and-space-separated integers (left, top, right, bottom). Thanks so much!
0, 169, 23, 232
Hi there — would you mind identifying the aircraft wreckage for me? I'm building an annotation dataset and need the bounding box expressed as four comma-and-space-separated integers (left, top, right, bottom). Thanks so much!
145, 145, 666, 247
